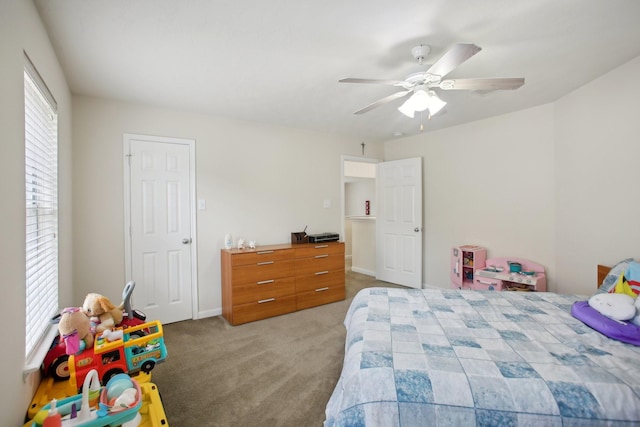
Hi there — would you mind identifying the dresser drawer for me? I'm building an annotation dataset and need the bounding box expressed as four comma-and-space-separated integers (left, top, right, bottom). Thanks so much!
294, 243, 344, 258
231, 259, 295, 285
295, 269, 344, 293
296, 285, 345, 311
295, 254, 343, 276
221, 242, 345, 326
233, 277, 295, 305
231, 248, 295, 266
231, 295, 296, 325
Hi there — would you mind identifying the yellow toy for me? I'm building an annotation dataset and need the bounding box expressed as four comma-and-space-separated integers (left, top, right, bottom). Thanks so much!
613, 272, 638, 298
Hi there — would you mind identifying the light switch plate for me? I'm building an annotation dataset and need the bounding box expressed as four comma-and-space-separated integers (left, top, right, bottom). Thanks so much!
323, 199, 331, 208
198, 199, 206, 210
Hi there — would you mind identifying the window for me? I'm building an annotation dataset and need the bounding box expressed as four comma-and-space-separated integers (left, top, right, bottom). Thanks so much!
24, 54, 59, 358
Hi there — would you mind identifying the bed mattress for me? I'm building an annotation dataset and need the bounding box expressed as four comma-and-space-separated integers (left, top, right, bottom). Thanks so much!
324, 287, 640, 426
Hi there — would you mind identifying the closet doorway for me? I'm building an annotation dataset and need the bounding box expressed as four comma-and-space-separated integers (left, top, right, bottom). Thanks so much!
341, 156, 378, 276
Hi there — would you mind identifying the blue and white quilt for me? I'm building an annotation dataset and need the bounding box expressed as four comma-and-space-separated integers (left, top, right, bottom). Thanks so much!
324, 288, 640, 426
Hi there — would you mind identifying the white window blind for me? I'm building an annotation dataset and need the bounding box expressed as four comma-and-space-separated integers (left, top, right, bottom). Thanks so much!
24, 56, 59, 358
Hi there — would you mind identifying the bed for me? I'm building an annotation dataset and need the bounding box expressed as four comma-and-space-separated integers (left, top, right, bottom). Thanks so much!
325, 264, 640, 426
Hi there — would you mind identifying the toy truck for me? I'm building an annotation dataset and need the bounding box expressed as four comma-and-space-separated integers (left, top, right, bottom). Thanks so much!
43, 282, 147, 381
69, 320, 167, 392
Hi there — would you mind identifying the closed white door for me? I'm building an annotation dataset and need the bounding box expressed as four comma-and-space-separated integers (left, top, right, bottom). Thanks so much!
376, 157, 423, 288
124, 134, 196, 324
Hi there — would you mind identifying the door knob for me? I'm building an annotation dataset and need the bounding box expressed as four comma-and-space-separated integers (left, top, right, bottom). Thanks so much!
182, 238, 192, 244
414, 227, 421, 232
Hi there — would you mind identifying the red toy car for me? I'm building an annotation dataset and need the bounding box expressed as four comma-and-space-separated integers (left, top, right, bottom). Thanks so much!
43, 282, 146, 381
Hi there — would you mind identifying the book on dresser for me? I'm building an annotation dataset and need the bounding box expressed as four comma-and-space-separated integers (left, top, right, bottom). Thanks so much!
221, 242, 345, 325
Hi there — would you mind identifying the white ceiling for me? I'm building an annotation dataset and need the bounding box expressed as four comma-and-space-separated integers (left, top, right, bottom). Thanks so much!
34, 0, 640, 143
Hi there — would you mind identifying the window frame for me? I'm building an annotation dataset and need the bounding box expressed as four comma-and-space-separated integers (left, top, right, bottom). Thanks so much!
23, 52, 59, 371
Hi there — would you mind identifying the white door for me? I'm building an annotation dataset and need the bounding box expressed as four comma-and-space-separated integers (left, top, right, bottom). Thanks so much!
376, 157, 423, 288
124, 134, 196, 324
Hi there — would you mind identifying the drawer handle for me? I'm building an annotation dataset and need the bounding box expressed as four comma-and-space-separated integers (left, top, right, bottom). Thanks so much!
315, 287, 329, 292
257, 250, 274, 255
257, 261, 274, 266
477, 280, 497, 285
315, 271, 329, 275
258, 298, 275, 304
257, 280, 274, 285
314, 245, 329, 248
315, 254, 328, 258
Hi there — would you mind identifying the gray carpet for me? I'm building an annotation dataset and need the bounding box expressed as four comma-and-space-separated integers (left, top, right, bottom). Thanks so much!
152, 269, 402, 426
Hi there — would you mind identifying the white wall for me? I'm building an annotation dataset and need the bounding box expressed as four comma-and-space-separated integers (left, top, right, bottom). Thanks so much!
0, 1, 73, 425
554, 55, 640, 294
345, 179, 376, 217
72, 95, 383, 317
351, 217, 376, 275
385, 55, 640, 295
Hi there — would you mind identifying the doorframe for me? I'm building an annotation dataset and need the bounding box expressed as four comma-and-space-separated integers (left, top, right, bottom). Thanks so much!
122, 133, 199, 320
340, 155, 380, 271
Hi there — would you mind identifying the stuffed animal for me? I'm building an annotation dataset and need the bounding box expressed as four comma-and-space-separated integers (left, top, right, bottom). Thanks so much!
58, 307, 94, 355
82, 293, 124, 333
588, 293, 637, 321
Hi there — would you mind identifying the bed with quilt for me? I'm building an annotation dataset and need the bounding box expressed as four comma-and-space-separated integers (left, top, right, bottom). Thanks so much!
324, 283, 640, 426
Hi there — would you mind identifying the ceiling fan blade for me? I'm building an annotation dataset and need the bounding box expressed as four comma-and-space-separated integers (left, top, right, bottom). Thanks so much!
439, 77, 525, 91
426, 43, 482, 79
354, 90, 412, 115
339, 78, 411, 88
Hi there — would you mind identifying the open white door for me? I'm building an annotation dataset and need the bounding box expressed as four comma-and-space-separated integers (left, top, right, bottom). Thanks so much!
124, 134, 197, 324
376, 157, 423, 288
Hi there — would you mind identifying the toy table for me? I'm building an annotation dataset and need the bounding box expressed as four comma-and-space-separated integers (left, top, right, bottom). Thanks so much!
473, 256, 547, 291
24, 373, 168, 427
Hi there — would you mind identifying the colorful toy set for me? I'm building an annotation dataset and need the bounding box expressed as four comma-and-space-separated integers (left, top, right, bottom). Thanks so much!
68, 320, 167, 392
44, 282, 147, 382
26, 282, 169, 427
30, 370, 142, 427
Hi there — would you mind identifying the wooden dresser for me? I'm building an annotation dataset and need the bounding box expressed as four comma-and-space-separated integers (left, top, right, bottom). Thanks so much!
221, 242, 345, 325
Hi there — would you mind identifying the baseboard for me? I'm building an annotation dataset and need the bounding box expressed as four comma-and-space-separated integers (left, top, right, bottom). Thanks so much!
351, 266, 376, 277
197, 307, 222, 319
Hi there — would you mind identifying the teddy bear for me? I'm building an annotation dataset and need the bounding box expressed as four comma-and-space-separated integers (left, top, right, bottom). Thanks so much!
58, 307, 94, 355
82, 293, 124, 333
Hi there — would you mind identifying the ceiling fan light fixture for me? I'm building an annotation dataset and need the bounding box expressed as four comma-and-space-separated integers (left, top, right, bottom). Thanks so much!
398, 98, 415, 118
427, 91, 447, 115
411, 89, 430, 112
399, 87, 446, 118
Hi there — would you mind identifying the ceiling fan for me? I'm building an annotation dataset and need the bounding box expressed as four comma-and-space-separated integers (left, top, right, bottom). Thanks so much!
339, 43, 524, 118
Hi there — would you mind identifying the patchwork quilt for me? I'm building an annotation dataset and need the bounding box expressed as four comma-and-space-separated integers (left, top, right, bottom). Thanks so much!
324, 288, 640, 426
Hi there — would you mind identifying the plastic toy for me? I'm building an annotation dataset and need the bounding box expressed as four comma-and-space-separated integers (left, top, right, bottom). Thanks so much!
25, 378, 167, 427
44, 282, 146, 381
68, 320, 167, 392
30, 369, 143, 427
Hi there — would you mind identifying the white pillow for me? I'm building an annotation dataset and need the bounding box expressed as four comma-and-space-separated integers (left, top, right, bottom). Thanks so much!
631, 297, 640, 326
588, 293, 637, 321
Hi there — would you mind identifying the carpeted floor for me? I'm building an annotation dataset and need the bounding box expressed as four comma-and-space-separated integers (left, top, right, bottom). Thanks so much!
152, 268, 402, 426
